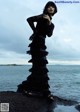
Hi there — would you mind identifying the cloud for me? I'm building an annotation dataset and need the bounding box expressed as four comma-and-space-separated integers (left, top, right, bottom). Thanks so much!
0, 0, 80, 64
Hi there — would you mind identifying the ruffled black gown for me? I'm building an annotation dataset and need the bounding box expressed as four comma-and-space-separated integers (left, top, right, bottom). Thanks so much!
17, 14, 54, 96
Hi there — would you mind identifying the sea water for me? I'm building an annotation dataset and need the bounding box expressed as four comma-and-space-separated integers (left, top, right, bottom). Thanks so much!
0, 65, 80, 102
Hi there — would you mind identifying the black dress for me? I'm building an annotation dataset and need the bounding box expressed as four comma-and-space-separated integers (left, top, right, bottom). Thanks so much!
17, 14, 54, 96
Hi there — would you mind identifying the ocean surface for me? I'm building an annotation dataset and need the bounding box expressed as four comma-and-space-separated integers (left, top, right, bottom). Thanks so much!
0, 65, 80, 102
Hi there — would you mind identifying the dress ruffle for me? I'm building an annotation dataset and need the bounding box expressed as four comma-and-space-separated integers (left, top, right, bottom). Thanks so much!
27, 50, 48, 57
17, 34, 50, 94
29, 67, 49, 73
25, 34, 50, 92
28, 58, 48, 64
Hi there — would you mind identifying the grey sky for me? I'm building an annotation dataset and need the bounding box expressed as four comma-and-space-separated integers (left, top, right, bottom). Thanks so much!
0, 0, 80, 64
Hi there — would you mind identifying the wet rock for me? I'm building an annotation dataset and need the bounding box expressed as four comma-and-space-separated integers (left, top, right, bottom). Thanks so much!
0, 91, 79, 112
75, 104, 80, 111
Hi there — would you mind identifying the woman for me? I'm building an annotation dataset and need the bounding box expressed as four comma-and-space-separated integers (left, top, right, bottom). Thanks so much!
17, 1, 57, 101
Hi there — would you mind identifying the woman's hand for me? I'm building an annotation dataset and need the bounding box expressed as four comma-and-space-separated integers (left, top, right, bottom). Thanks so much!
43, 14, 51, 25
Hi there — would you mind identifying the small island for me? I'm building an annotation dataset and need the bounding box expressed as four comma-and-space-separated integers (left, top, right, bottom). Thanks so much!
0, 64, 23, 66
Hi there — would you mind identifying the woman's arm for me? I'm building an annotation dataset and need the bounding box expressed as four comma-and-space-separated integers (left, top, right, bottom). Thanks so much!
27, 14, 42, 32
43, 14, 54, 37
46, 23, 54, 37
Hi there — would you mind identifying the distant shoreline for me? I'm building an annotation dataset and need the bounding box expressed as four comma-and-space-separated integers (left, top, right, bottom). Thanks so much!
0, 64, 24, 66
0, 64, 80, 66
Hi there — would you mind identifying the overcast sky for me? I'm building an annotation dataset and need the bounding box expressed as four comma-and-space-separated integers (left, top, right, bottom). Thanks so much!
0, 0, 80, 65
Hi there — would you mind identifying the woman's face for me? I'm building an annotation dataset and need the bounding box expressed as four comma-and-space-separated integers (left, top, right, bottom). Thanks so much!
47, 6, 55, 15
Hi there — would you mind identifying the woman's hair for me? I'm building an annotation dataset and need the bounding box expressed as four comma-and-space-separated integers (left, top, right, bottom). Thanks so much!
43, 1, 57, 16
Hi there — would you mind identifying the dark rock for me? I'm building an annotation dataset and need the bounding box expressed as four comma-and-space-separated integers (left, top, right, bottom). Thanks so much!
75, 104, 80, 111
0, 91, 55, 112
0, 91, 78, 112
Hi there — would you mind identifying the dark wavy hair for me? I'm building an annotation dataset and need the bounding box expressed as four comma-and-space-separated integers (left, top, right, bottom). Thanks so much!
43, 1, 57, 16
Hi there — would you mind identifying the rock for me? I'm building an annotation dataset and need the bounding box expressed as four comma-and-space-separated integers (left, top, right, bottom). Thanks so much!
0, 91, 78, 112
0, 91, 55, 112
75, 104, 80, 111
